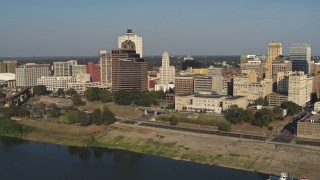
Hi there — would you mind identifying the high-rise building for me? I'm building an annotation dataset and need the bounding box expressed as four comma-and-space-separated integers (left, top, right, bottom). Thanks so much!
53, 60, 77, 76
111, 40, 148, 91
288, 71, 307, 106
272, 60, 292, 90
290, 43, 312, 75
268, 42, 282, 61
266, 42, 282, 79
0, 60, 17, 73
159, 51, 175, 85
99, 50, 112, 85
87, 61, 100, 82
16, 63, 50, 87
118, 29, 143, 57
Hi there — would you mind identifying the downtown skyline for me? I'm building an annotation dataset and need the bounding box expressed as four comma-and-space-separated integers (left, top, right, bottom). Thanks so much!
0, 0, 319, 57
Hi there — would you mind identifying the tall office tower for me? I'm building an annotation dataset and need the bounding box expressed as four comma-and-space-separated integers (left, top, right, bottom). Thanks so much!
290, 43, 312, 75
87, 61, 100, 82
53, 60, 77, 76
0, 60, 17, 73
112, 40, 148, 91
99, 50, 112, 85
159, 51, 175, 85
118, 29, 143, 57
16, 63, 50, 87
266, 42, 282, 79
288, 71, 308, 106
268, 42, 282, 61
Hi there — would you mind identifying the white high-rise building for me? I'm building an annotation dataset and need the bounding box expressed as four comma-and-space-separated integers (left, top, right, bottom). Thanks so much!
53, 60, 77, 76
99, 50, 112, 86
159, 51, 175, 85
16, 63, 50, 87
288, 71, 307, 106
118, 29, 143, 57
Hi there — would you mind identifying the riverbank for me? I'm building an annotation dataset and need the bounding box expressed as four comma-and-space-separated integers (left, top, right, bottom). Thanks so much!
19, 119, 320, 179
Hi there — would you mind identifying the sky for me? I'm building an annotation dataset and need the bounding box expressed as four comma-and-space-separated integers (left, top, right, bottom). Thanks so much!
0, 0, 319, 57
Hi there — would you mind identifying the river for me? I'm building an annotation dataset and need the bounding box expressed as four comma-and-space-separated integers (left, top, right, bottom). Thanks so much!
0, 136, 269, 180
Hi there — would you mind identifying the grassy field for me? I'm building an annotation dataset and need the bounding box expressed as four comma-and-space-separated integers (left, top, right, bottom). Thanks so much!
82, 101, 143, 120
157, 113, 292, 135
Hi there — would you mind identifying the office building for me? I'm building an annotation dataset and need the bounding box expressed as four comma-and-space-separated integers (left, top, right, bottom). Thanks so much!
212, 75, 232, 95
240, 55, 266, 79
288, 71, 307, 106
290, 43, 312, 75
182, 59, 201, 70
193, 76, 212, 94
87, 61, 100, 82
99, 50, 112, 85
0, 60, 17, 73
174, 76, 194, 95
118, 29, 143, 57
111, 40, 148, 91
159, 51, 175, 85
53, 60, 77, 76
71, 65, 86, 76
267, 92, 288, 107
16, 63, 50, 87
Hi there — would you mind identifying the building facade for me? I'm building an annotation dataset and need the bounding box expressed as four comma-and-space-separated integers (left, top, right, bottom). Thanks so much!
99, 50, 112, 86
0, 60, 17, 73
174, 76, 194, 95
288, 72, 307, 106
193, 76, 212, 94
16, 63, 50, 87
71, 65, 87, 76
159, 51, 175, 85
53, 60, 77, 76
87, 61, 100, 82
290, 43, 312, 75
111, 40, 148, 92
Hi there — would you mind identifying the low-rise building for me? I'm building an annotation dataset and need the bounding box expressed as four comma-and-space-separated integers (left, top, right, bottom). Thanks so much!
222, 96, 247, 111
297, 115, 320, 140
175, 94, 247, 114
314, 101, 320, 112
174, 76, 194, 95
267, 92, 288, 107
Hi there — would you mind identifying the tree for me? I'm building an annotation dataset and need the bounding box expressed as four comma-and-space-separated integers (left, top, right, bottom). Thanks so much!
101, 105, 116, 125
114, 90, 133, 105
217, 122, 231, 131
252, 108, 273, 127
91, 109, 103, 125
71, 94, 85, 106
66, 88, 77, 96
253, 97, 268, 106
98, 89, 113, 103
165, 104, 175, 109
34, 85, 48, 95
273, 106, 283, 120
57, 88, 64, 96
85, 87, 99, 101
79, 111, 91, 126
281, 101, 301, 116
225, 105, 242, 124
238, 109, 254, 123
61, 110, 79, 124
169, 115, 178, 126
0, 91, 6, 98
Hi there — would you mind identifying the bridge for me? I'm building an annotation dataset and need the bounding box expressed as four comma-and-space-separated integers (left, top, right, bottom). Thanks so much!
0, 87, 32, 107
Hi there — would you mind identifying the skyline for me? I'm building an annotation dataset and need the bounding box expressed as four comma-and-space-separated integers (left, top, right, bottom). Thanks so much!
0, 0, 319, 57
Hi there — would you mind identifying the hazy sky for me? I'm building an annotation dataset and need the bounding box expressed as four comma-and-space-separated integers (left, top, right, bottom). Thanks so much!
0, 0, 319, 57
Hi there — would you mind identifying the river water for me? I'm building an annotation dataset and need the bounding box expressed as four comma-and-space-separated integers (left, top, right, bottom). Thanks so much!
0, 136, 268, 180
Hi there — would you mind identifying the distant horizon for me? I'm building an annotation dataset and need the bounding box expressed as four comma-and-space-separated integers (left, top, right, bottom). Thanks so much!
0, 0, 319, 57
